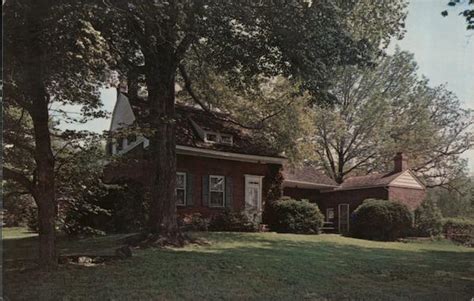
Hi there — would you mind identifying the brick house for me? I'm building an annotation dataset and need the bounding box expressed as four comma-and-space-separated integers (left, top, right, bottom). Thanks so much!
282, 153, 426, 232
104, 91, 286, 224
105, 90, 426, 232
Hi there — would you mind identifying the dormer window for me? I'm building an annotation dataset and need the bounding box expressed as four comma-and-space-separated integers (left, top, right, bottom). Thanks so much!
204, 131, 233, 146
220, 135, 233, 145
205, 133, 218, 143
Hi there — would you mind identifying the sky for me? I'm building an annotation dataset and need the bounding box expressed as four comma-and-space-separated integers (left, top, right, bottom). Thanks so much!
59, 0, 474, 169
387, 0, 474, 171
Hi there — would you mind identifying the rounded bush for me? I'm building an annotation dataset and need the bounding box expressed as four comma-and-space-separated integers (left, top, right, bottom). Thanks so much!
269, 198, 324, 234
414, 198, 443, 237
350, 199, 412, 241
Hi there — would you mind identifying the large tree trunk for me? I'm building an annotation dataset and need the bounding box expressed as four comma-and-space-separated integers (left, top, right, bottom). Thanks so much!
36, 191, 57, 268
31, 88, 57, 269
28, 0, 57, 269
146, 56, 179, 236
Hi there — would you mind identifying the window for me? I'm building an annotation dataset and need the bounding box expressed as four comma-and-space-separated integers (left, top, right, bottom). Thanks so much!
326, 208, 334, 222
209, 175, 225, 207
176, 172, 186, 206
204, 131, 233, 146
220, 135, 233, 145
205, 133, 218, 143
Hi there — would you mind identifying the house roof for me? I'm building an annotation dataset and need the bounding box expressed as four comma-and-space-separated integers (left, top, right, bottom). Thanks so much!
282, 166, 425, 191
112, 91, 284, 159
337, 171, 403, 189
174, 104, 283, 157
282, 165, 339, 187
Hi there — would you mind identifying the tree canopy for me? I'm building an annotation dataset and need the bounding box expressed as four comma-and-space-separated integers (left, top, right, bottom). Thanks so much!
309, 49, 473, 185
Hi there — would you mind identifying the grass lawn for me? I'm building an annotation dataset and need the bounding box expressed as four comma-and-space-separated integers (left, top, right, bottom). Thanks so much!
3, 227, 474, 300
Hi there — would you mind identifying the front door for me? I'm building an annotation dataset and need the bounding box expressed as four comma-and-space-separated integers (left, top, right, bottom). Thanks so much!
338, 204, 350, 233
244, 175, 263, 222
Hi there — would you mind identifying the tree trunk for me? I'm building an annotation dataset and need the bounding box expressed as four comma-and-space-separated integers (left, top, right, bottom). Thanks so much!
146, 57, 179, 235
36, 192, 57, 269
27, 0, 57, 269
31, 90, 57, 269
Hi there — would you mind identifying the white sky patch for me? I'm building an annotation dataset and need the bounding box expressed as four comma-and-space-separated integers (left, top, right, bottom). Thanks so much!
55, 88, 116, 134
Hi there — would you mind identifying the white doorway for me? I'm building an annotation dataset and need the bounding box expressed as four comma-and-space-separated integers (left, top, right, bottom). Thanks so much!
244, 175, 263, 222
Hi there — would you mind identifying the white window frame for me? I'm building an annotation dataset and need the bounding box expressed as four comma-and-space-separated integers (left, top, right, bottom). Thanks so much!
326, 208, 334, 222
204, 131, 233, 146
176, 172, 186, 206
204, 132, 219, 143
209, 175, 225, 208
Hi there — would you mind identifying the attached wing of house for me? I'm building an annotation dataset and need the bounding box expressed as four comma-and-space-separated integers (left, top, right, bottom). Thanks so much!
282, 154, 426, 233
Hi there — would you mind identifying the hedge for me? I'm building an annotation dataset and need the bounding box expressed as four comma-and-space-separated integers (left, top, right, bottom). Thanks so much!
350, 199, 412, 241
268, 198, 324, 234
443, 218, 474, 246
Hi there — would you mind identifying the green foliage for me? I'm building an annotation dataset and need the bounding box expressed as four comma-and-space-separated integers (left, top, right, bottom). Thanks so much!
312, 49, 473, 184
337, 0, 408, 48
443, 217, 474, 246
350, 199, 413, 241
19, 140, 149, 236
269, 198, 324, 234
55, 141, 111, 236
3, 192, 36, 228
414, 199, 444, 237
96, 182, 149, 233
427, 174, 474, 218
208, 210, 258, 232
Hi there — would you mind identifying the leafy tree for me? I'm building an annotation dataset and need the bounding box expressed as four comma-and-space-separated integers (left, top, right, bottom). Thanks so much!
310, 49, 473, 185
101, 0, 376, 241
3, 0, 110, 268
427, 173, 474, 218
175, 1, 409, 163
414, 198, 444, 237
55, 139, 112, 236
336, 0, 408, 48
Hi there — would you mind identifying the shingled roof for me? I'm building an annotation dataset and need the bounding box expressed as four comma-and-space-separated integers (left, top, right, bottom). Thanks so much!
282, 165, 338, 187
174, 104, 282, 157
282, 165, 424, 191
337, 171, 403, 189
112, 92, 283, 158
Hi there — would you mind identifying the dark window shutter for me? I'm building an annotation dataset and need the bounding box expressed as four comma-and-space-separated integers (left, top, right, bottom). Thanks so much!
186, 173, 194, 206
202, 175, 209, 207
225, 176, 233, 209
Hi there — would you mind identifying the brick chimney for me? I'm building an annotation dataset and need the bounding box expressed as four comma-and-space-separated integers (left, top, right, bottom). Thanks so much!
393, 152, 408, 172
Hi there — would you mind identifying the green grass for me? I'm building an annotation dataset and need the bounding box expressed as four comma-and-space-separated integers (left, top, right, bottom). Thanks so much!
3, 228, 474, 300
